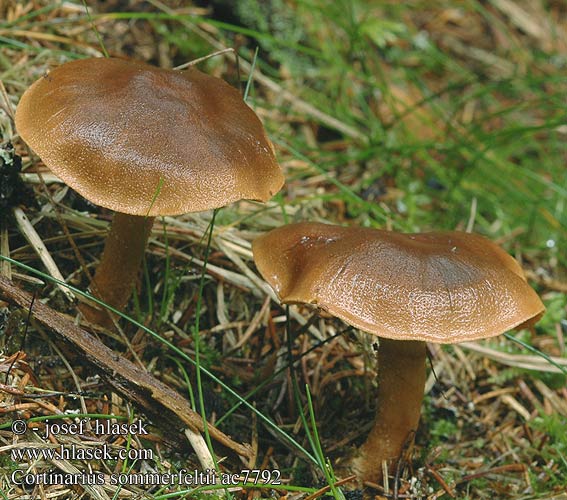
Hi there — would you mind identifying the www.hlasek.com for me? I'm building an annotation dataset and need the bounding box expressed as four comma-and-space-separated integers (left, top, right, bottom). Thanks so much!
11, 442, 153, 462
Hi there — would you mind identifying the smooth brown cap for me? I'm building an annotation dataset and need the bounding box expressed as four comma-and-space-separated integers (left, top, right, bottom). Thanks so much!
15, 57, 284, 216
252, 222, 545, 343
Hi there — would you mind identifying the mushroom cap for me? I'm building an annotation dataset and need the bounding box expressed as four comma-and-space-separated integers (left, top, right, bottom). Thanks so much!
15, 57, 284, 216
252, 222, 545, 343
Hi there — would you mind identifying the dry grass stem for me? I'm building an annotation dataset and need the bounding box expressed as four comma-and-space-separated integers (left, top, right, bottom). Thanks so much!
12, 207, 74, 302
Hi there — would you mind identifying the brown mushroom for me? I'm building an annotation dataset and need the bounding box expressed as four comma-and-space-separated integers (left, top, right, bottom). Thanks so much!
252, 221, 545, 483
15, 57, 284, 324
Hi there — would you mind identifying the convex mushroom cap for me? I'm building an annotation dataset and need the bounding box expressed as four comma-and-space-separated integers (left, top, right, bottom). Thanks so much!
15, 57, 283, 326
15, 57, 284, 215
253, 221, 545, 483
253, 222, 545, 343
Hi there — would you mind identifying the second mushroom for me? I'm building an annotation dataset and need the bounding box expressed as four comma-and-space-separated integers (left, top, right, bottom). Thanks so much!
15, 57, 284, 325
252, 221, 545, 483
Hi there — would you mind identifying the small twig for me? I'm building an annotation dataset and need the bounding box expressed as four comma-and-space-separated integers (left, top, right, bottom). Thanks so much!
460, 463, 527, 482
460, 341, 567, 373
465, 196, 477, 233
12, 207, 74, 302
501, 393, 531, 420
426, 465, 456, 498
0, 381, 25, 395
382, 459, 390, 495
303, 474, 357, 500
174, 48, 237, 70
20, 172, 62, 184
0, 402, 40, 413
184, 427, 217, 471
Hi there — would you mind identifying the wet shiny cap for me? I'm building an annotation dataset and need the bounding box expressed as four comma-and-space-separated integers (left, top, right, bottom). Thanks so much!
15, 57, 284, 216
252, 222, 545, 343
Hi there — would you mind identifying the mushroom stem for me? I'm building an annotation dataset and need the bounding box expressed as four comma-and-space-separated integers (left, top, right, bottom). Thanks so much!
352, 338, 426, 483
80, 212, 154, 326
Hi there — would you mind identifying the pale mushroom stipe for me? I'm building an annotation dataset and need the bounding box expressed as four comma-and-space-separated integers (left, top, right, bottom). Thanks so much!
252, 221, 545, 483
15, 57, 284, 325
